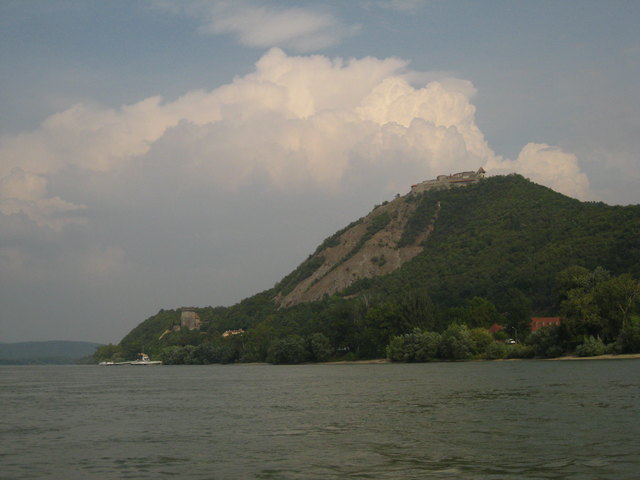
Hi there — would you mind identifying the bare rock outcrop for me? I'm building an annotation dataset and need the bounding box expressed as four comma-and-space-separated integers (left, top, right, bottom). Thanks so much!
275, 194, 439, 307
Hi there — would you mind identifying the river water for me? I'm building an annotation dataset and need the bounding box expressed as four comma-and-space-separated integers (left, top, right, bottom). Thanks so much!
1, 360, 638, 479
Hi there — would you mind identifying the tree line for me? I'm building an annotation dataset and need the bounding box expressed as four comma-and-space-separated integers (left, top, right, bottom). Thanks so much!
94, 266, 640, 364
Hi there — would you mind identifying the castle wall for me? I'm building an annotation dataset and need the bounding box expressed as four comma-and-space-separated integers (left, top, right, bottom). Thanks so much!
410, 167, 485, 194
180, 309, 201, 330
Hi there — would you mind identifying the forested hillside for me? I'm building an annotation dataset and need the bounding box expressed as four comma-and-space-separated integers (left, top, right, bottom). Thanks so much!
95, 175, 640, 364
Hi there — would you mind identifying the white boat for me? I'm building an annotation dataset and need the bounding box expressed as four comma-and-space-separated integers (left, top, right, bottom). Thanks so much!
129, 353, 162, 366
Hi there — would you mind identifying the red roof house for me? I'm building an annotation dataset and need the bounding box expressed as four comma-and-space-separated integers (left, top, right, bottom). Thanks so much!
530, 317, 561, 332
489, 323, 504, 334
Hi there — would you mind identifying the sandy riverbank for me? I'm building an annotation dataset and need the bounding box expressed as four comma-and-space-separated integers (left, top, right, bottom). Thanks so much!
322, 354, 640, 364
548, 353, 640, 361
319, 358, 389, 365
217, 354, 640, 366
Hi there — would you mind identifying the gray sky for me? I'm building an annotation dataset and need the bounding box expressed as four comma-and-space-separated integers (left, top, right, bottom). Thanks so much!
1, 0, 639, 343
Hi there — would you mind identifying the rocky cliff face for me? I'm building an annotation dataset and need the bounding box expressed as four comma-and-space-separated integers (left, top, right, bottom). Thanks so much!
275, 193, 439, 307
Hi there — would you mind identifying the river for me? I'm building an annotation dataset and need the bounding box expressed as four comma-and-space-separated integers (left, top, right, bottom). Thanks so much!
1, 360, 638, 479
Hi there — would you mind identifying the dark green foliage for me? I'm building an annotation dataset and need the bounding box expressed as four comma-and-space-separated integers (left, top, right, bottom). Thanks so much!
387, 326, 534, 362
114, 175, 640, 362
484, 341, 508, 360
505, 343, 534, 359
386, 329, 440, 362
160, 345, 192, 365
576, 336, 606, 357
368, 175, 640, 312
438, 324, 474, 360
194, 343, 237, 364
502, 288, 533, 337
397, 289, 438, 332
369, 211, 392, 232
558, 267, 640, 342
119, 309, 180, 359
617, 315, 640, 353
526, 325, 565, 358
469, 328, 494, 354
308, 333, 333, 362
93, 343, 125, 363
467, 297, 503, 329
370, 255, 386, 266
398, 192, 439, 247
267, 335, 308, 364
160, 340, 239, 365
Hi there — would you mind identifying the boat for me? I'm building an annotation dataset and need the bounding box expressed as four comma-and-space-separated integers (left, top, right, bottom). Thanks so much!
129, 353, 162, 366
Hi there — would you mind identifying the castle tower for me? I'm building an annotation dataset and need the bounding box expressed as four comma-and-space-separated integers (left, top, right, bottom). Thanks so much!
180, 308, 201, 330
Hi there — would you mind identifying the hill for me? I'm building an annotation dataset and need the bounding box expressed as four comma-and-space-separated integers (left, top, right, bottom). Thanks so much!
100, 174, 640, 363
0, 341, 104, 364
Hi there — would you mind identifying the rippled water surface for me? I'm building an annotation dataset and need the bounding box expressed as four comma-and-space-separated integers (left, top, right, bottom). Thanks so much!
1, 360, 639, 479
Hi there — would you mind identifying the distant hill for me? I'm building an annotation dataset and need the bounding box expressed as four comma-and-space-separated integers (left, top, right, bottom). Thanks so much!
0, 341, 104, 364
108, 174, 640, 361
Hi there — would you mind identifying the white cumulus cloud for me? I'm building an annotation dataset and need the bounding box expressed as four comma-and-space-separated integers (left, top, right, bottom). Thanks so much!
0, 168, 85, 230
158, 1, 361, 52
0, 48, 592, 231
486, 143, 590, 200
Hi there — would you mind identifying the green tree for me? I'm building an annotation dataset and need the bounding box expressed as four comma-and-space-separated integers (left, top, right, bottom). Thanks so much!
308, 333, 333, 362
501, 288, 532, 335
194, 342, 236, 364
267, 335, 308, 364
413, 330, 441, 361
241, 321, 276, 362
469, 328, 494, 356
485, 342, 507, 360
356, 301, 402, 358
527, 325, 564, 358
592, 274, 640, 340
386, 329, 441, 362
561, 288, 603, 338
386, 335, 408, 362
559, 267, 640, 342
93, 343, 124, 363
617, 315, 640, 353
575, 336, 606, 357
160, 346, 187, 365
438, 324, 474, 360
467, 297, 501, 329
398, 290, 437, 332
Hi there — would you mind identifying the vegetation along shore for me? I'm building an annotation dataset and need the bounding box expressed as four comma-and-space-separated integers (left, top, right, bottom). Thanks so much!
93, 175, 640, 365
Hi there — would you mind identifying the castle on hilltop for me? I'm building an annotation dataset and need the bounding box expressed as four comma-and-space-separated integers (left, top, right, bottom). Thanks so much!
411, 167, 486, 194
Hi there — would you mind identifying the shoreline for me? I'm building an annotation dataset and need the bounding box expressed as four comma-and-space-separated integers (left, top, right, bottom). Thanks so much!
320, 353, 640, 365
547, 353, 640, 361
82, 353, 640, 367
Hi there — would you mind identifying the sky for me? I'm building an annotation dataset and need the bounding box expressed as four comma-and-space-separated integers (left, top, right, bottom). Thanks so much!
1, 0, 639, 343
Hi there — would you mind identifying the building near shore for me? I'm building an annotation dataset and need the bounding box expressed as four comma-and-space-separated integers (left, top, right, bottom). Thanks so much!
222, 329, 245, 338
530, 317, 561, 332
